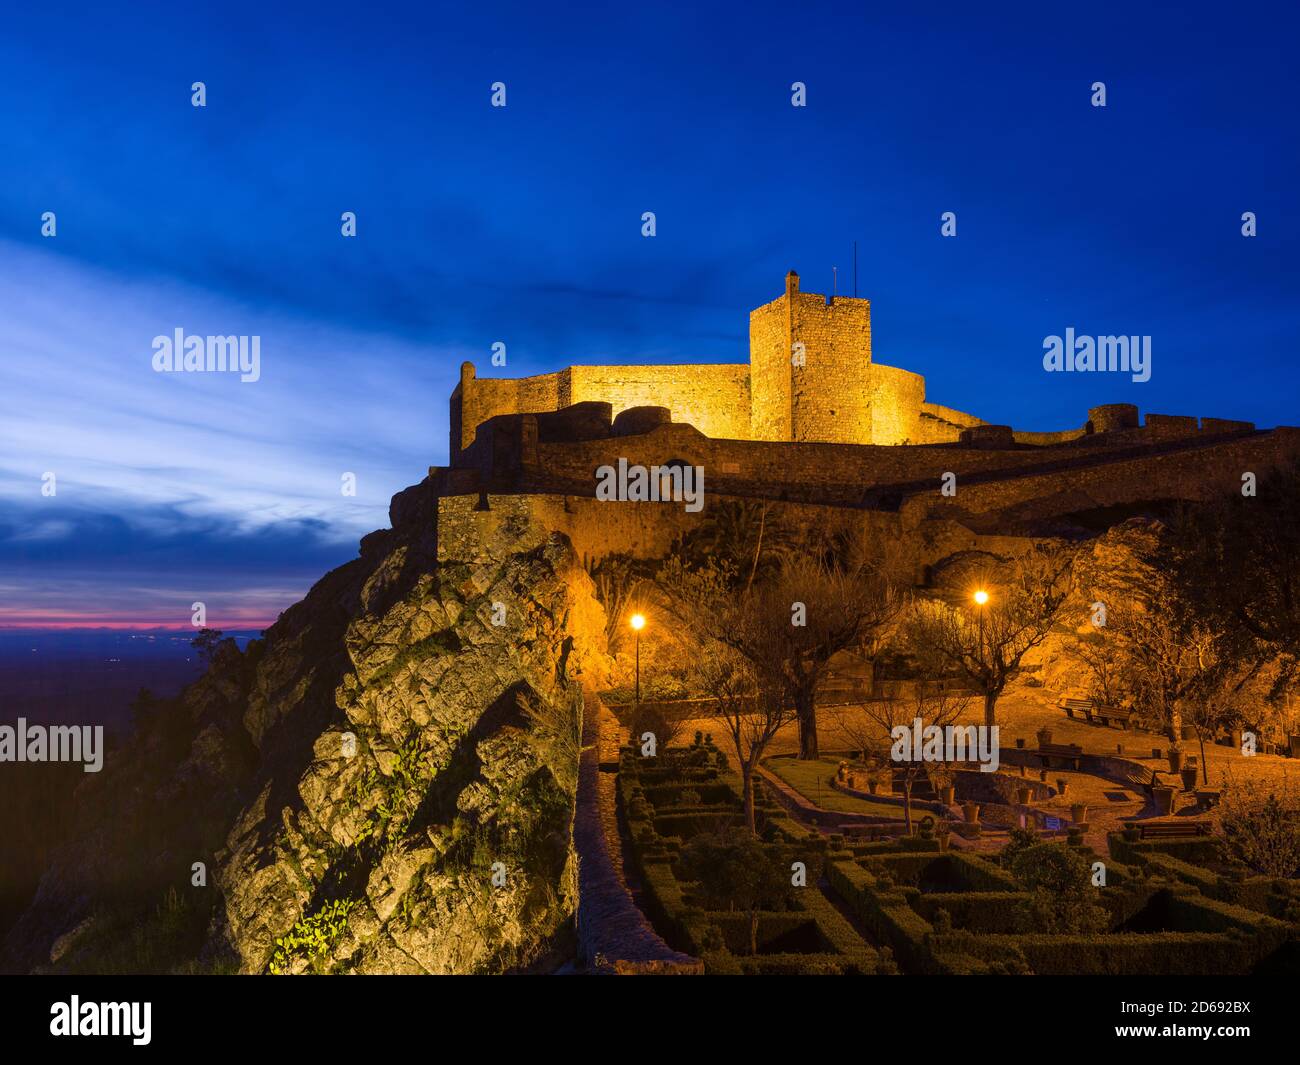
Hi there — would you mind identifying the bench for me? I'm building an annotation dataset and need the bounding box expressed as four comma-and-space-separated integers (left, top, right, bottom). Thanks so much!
1059, 697, 1135, 729
1135, 819, 1213, 840
1059, 698, 1094, 721
1038, 742, 1084, 771
1194, 788, 1223, 811
1092, 705, 1135, 730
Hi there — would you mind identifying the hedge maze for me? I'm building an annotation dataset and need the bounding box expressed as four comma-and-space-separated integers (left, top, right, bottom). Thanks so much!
617, 740, 1300, 976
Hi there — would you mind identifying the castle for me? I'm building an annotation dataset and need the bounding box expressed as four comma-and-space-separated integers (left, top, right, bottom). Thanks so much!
432, 272, 1297, 564
452, 270, 986, 455
451, 271, 1259, 460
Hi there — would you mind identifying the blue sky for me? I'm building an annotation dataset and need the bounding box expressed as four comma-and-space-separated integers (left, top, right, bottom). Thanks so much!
1, 0, 1297, 626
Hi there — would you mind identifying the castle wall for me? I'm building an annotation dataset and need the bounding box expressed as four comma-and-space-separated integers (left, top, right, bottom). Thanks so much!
453, 361, 751, 455
525, 422, 1154, 507
567, 364, 751, 441
452, 363, 568, 453
902, 428, 1300, 531
868, 363, 926, 444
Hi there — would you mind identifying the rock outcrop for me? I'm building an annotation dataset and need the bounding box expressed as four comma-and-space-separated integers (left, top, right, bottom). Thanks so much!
2, 475, 610, 974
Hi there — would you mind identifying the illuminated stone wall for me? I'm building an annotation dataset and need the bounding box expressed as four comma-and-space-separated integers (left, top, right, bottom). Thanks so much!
452, 361, 750, 453
447, 274, 1160, 457
568, 364, 750, 441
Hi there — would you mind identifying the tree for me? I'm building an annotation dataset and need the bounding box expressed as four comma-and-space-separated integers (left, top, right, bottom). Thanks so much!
1218, 769, 1300, 878
1169, 463, 1300, 682
190, 627, 224, 666
832, 681, 971, 835
689, 648, 793, 835
1071, 629, 1126, 708
1011, 843, 1109, 934
908, 544, 1074, 727
584, 554, 647, 647
678, 826, 791, 954
1074, 518, 1253, 758
670, 499, 801, 591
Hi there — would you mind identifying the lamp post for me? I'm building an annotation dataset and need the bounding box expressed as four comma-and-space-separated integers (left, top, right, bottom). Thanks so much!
630, 613, 646, 708
972, 589, 988, 656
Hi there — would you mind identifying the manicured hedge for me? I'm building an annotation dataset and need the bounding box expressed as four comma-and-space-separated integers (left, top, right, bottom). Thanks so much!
910, 891, 1029, 933
619, 745, 882, 975
991, 932, 1259, 975
1107, 830, 1226, 867
826, 857, 938, 974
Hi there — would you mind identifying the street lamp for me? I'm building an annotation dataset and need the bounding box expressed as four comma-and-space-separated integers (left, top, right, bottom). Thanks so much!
972, 589, 989, 660
630, 613, 646, 707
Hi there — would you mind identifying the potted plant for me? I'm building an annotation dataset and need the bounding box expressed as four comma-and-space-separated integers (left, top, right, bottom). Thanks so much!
927, 765, 957, 807
1070, 802, 1089, 824
1168, 746, 1184, 773
1036, 727, 1053, 747
962, 800, 980, 824
1180, 766, 1199, 791
1056, 778, 1068, 796
1153, 785, 1176, 815
1016, 786, 1032, 805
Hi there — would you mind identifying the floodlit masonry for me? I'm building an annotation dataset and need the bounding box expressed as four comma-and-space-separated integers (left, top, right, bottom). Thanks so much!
449, 271, 1263, 458
429, 271, 1299, 562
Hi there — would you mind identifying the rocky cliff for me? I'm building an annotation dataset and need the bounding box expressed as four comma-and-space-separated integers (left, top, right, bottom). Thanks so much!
2, 476, 610, 974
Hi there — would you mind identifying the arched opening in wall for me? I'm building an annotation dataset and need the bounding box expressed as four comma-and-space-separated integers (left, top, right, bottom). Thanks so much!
1084, 420, 1096, 435
659, 458, 692, 502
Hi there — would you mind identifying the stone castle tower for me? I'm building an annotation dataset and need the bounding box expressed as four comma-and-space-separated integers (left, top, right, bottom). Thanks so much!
749, 270, 875, 443
451, 272, 944, 458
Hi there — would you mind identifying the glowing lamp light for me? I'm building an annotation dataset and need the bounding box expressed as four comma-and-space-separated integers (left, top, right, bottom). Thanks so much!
973, 590, 989, 606
630, 613, 646, 631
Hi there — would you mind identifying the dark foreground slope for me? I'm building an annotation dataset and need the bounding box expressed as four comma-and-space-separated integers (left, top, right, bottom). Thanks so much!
1, 477, 609, 974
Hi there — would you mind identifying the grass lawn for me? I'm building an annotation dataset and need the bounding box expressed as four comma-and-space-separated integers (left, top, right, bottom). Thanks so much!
764, 754, 918, 820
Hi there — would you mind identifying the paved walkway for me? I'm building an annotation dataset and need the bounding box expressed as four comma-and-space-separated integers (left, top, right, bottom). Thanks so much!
573, 687, 701, 974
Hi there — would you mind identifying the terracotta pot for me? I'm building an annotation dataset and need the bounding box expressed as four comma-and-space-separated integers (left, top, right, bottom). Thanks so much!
1168, 748, 1184, 773
1153, 785, 1175, 815
1039, 769, 1049, 782
1180, 767, 1198, 791
1071, 803, 1089, 823
941, 786, 956, 806
1016, 786, 1032, 805
1036, 728, 1053, 747
962, 801, 980, 824
868, 781, 879, 795
1057, 779, 1068, 795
